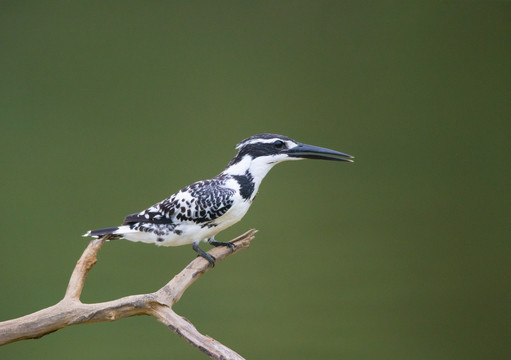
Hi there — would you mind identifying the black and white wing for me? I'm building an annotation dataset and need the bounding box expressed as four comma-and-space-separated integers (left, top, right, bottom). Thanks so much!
123, 177, 236, 226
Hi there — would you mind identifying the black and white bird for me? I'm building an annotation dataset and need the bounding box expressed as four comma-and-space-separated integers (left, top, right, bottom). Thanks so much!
84, 133, 353, 265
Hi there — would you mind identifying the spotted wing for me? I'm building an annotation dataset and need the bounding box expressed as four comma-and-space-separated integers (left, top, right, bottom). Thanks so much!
123, 178, 235, 226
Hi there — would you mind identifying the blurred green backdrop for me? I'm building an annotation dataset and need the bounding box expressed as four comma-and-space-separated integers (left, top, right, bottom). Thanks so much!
1, 1, 509, 359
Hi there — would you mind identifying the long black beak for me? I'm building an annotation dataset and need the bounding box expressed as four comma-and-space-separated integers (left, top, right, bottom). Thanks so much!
285, 143, 354, 162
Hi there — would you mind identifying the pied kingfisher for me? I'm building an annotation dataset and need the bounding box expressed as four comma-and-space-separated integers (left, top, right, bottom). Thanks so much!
84, 133, 353, 265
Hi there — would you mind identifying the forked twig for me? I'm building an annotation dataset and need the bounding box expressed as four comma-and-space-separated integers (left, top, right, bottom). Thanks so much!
0, 229, 257, 360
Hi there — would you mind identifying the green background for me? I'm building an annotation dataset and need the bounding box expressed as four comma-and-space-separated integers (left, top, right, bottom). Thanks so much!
1, 2, 509, 359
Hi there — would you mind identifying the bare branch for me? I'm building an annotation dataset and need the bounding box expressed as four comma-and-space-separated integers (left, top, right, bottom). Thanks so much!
152, 306, 245, 360
65, 234, 110, 300
0, 229, 257, 360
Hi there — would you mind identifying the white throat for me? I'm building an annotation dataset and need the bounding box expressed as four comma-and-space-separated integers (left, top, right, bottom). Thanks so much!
222, 154, 295, 194
223, 155, 276, 178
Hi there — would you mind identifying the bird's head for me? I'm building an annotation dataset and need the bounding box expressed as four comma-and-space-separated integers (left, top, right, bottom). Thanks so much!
224, 133, 353, 177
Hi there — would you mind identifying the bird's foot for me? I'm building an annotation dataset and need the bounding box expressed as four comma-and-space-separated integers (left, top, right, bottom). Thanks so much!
192, 241, 216, 267
207, 237, 236, 251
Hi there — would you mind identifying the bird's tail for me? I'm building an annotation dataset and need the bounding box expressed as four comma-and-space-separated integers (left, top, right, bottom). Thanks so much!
83, 226, 121, 238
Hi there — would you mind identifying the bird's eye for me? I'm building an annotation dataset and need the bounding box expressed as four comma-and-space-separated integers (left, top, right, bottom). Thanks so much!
274, 140, 285, 149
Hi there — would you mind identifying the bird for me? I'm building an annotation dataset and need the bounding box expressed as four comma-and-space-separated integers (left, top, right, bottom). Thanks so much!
83, 133, 354, 266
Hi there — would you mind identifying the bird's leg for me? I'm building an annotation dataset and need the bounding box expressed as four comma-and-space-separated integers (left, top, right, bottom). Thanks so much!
192, 241, 216, 267
207, 236, 235, 250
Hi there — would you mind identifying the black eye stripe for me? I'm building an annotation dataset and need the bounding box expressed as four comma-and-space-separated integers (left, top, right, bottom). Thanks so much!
227, 139, 289, 166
